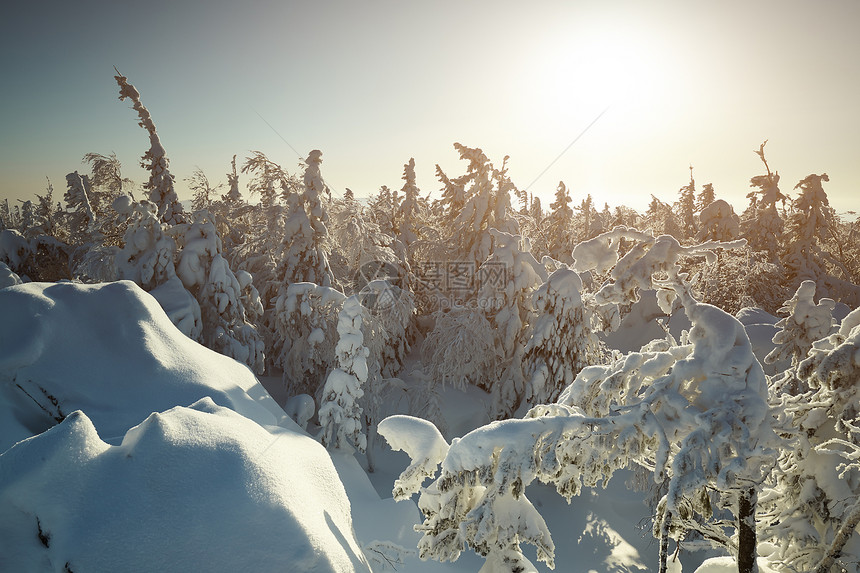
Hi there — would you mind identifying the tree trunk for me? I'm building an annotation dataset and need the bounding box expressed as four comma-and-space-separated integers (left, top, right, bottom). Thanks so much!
659, 509, 672, 573
365, 413, 376, 473
737, 487, 758, 573
815, 501, 860, 573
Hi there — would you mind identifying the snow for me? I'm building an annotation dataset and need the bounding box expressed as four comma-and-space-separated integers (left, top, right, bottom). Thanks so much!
0, 400, 370, 572
0, 280, 372, 572
2, 259, 856, 571
0, 261, 23, 288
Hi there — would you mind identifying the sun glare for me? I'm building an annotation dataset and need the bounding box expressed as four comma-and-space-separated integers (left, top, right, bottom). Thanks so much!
530, 25, 674, 128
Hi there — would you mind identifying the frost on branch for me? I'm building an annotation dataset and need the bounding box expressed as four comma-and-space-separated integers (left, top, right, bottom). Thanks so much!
572, 225, 746, 312
319, 295, 368, 453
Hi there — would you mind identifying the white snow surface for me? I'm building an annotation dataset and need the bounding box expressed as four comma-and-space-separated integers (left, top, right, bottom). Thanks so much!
0, 399, 370, 572
0, 280, 276, 450
0, 280, 371, 572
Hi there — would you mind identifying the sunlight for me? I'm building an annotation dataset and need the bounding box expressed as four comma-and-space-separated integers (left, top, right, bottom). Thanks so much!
529, 25, 674, 126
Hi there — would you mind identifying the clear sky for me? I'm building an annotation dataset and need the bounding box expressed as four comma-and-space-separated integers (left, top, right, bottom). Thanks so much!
2, 0, 859, 216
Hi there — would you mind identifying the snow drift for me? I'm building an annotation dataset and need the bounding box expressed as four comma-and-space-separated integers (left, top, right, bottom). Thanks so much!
0, 280, 282, 451
0, 280, 371, 572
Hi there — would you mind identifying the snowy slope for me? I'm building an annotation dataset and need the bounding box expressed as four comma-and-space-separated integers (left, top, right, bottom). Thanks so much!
0, 280, 370, 572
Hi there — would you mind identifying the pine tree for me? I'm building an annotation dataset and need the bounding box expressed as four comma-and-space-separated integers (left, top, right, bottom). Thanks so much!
742, 141, 785, 262
319, 295, 368, 453
115, 70, 186, 225
543, 181, 574, 263
397, 157, 423, 249
782, 173, 833, 283
676, 166, 697, 239
64, 172, 96, 241
524, 267, 605, 406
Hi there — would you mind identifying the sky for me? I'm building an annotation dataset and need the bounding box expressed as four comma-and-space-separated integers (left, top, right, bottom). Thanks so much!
2, 0, 859, 217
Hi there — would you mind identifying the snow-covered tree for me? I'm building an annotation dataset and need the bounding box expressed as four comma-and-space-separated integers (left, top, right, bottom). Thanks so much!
33, 179, 61, 239
275, 282, 345, 397
115, 70, 186, 225
274, 150, 334, 289
82, 151, 132, 218
644, 195, 681, 238
177, 210, 265, 373
676, 166, 697, 239
438, 143, 517, 268
478, 229, 547, 418
382, 227, 770, 573
64, 171, 96, 241
697, 182, 716, 212
319, 295, 368, 453
764, 307, 860, 572
765, 280, 836, 368
115, 201, 178, 291
524, 267, 605, 407
396, 157, 424, 251
544, 183, 572, 251
742, 141, 786, 262
697, 198, 740, 242
421, 306, 498, 391
187, 168, 222, 212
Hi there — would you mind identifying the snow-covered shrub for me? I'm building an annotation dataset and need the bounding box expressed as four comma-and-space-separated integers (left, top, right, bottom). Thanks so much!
687, 247, 789, 315
0, 229, 33, 272
0, 228, 70, 283
319, 295, 368, 453
0, 262, 22, 288
116, 201, 178, 291
697, 198, 740, 242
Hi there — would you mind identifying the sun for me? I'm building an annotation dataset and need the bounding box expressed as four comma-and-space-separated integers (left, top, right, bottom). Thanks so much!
529, 24, 675, 125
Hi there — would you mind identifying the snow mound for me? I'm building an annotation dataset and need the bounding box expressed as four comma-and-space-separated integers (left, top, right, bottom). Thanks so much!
0, 398, 371, 572
0, 280, 286, 452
